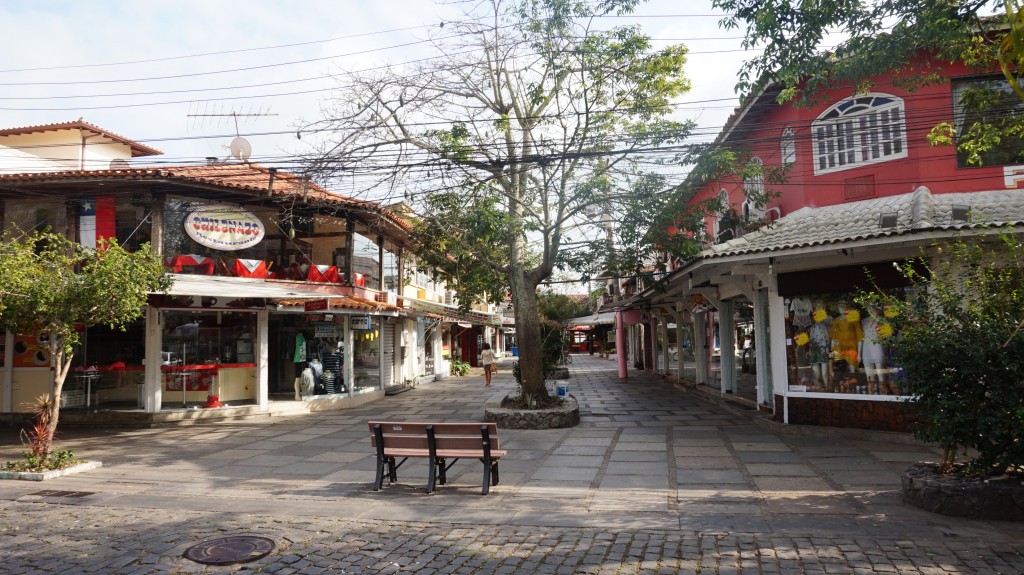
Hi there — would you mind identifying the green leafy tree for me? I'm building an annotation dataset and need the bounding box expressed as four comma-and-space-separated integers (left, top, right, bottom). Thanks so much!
306, 0, 698, 397
858, 229, 1024, 477
0, 230, 169, 460
537, 291, 591, 323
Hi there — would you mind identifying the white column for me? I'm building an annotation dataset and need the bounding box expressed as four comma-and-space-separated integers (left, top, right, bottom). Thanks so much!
675, 316, 685, 380
768, 277, 788, 421
693, 311, 708, 384
256, 309, 269, 411
344, 316, 355, 393
659, 317, 670, 375
143, 306, 162, 412
720, 299, 736, 394
753, 287, 772, 406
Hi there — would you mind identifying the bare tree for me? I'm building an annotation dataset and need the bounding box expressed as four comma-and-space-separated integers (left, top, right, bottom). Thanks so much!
305, 0, 692, 396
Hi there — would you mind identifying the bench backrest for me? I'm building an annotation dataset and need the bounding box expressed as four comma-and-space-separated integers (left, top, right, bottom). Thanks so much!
369, 421, 501, 451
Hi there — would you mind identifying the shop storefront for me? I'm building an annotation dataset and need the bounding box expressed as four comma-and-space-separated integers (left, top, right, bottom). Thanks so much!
160, 309, 258, 407
778, 261, 914, 397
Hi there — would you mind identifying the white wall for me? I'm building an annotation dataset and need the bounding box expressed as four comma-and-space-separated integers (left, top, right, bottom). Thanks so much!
0, 130, 135, 173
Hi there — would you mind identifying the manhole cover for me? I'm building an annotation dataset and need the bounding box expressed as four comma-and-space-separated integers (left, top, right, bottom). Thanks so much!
183, 535, 275, 565
28, 490, 93, 498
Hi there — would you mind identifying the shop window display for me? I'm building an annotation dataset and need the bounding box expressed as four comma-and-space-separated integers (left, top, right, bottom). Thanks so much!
352, 316, 381, 394
292, 319, 347, 398
786, 294, 906, 395
66, 318, 147, 407
161, 310, 258, 406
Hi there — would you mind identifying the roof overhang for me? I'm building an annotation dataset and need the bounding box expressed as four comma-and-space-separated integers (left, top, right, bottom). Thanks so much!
159, 275, 397, 314
401, 297, 501, 326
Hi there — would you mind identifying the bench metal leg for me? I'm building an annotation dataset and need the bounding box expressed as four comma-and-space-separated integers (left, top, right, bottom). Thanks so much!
481, 458, 499, 495
427, 456, 437, 494
437, 458, 448, 486
374, 456, 398, 490
374, 456, 386, 491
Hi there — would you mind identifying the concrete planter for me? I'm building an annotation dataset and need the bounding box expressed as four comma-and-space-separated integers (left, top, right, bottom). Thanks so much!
902, 463, 1024, 521
0, 460, 102, 482
484, 393, 580, 429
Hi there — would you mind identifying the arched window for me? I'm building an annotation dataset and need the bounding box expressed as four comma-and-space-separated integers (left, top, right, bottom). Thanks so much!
743, 157, 765, 222
812, 93, 907, 175
780, 127, 796, 164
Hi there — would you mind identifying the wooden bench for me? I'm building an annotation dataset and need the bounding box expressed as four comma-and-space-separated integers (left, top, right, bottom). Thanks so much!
368, 421, 506, 495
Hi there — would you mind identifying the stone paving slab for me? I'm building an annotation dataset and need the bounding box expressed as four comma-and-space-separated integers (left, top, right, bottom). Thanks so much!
1, 354, 1022, 573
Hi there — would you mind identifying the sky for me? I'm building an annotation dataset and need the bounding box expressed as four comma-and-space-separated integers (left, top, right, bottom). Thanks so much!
0, 0, 753, 184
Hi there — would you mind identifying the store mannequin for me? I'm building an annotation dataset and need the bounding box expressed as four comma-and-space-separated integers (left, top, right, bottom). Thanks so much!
830, 302, 863, 374
308, 358, 324, 394
300, 366, 315, 396
808, 302, 832, 388
323, 340, 343, 394
860, 305, 888, 394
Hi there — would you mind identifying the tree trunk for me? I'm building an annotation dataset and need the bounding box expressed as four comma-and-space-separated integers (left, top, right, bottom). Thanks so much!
42, 338, 69, 459
510, 263, 548, 398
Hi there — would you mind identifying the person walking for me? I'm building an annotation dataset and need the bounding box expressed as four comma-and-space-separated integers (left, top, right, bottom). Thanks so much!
481, 343, 495, 387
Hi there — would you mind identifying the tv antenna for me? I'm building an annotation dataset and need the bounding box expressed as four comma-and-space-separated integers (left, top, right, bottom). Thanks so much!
186, 104, 277, 163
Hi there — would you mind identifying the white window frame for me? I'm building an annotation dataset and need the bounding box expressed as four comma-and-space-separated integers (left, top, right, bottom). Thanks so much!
781, 127, 796, 164
812, 93, 907, 175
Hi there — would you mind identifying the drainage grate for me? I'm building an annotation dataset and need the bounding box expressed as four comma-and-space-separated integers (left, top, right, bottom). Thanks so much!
183, 535, 276, 566
29, 490, 94, 498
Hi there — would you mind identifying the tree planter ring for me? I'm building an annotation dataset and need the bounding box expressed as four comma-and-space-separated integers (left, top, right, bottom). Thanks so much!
902, 463, 1024, 521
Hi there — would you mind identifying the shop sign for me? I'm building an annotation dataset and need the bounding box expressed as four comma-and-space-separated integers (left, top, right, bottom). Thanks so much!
184, 204, 265, 251
314, 322, 337, 338
304, 299, 328, 312
351, 315, 371, 330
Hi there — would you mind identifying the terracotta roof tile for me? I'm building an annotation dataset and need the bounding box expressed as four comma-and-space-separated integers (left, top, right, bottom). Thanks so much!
0, 163, 411, 231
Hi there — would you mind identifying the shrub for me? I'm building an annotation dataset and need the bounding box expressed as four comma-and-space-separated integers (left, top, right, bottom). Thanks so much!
449, 358, 470, 377
859, 229, 1024, 477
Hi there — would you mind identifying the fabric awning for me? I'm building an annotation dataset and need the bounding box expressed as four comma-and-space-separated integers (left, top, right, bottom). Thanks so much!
567, 311, 617, 327
159, 275, 397, 313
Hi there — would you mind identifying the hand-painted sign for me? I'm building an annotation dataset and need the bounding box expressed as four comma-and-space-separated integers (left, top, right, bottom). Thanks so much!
304, 299, 328, 312
184, 205, 265, 251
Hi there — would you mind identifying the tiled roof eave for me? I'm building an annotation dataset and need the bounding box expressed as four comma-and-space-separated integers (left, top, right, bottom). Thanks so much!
0, 167, 412, 232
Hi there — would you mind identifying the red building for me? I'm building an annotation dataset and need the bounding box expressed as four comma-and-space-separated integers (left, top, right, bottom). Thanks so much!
621, 57, 1024, 431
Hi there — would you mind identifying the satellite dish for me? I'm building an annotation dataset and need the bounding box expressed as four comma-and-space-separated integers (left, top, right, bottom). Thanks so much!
109, 158, 130, 170
229, 137, 252, 163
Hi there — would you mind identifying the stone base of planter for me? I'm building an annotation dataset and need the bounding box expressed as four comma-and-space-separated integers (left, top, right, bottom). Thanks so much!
484, 393, 580, 429
0, 460, 102, 482
549, 367, 570, 380
902, 463, 1024, 521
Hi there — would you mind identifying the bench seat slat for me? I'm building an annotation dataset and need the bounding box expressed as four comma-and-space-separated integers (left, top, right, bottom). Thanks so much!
434, 449, 507, 459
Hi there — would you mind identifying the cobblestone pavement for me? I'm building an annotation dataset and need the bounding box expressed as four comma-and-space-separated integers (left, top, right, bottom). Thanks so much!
1, 355, 1022, 574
